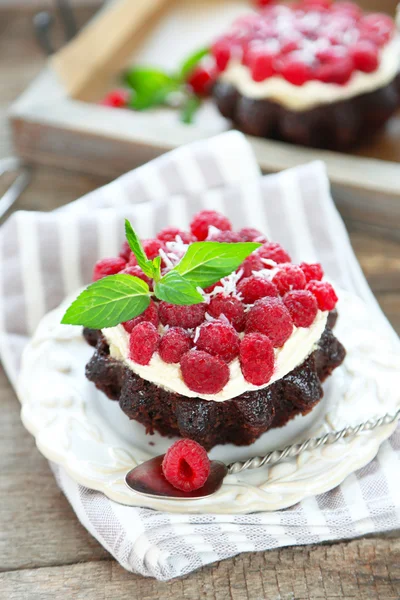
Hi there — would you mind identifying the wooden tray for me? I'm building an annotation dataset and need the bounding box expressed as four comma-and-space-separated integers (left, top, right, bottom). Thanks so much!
9, 0, 400, 234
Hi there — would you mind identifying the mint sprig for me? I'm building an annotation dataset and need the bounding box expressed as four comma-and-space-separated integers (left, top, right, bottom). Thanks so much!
61, 220, 261, 329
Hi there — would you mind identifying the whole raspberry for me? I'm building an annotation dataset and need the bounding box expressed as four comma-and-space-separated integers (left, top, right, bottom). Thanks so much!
248, 48, 276, 82
190, 210, 232, 241
128, 253, 138, 266
237, 276, 278, 304
123, 300, 159, 333
208, 293, 245, 332
159, 302, 207, 329
316, 56, 354, 85
187, 65, 215, 96
360, 13, 394, 46
196, 321, 240, 363
157, 227, 195, 244
245, 297, 293, 347
299, 262, 324, 283
207, 230, 243, 243
101, 88, 130, 108
283, 290, 318, 328
306, 281, 338, 311
119, 240, 131, 261
129, 322, 159, 365
279, 55, 313, 86
142, 239, 166, 260
239, 333, 275, 386
162, 439, 210, 492
350, 41, 379, 73
180, 349, 230, 394
257, 242, 291, 265
238, 227, 267, 243
159, 327, 193, 363
92, 257, 126, 281
272, 265, 306, 295
121, 265, 152, 288
240, 253, 264, 278
211, 39, 231, 72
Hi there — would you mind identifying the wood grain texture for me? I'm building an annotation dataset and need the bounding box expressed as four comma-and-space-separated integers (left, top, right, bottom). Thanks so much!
1, 6, 400, 599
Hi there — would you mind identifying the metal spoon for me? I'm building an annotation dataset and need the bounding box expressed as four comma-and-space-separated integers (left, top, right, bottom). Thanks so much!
125, 408, 400, 500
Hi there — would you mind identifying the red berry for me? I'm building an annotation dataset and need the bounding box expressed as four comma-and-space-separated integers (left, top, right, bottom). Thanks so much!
283, 290, 318, 327
190, 210, 232, 241
279, 56, 312, 86
360, 13, 394, 46
159, 327, 193, 363
306, 281, 338, 311
331, 2, 362, 20
158, 302, 207, 329
240, 253, 265, 278
162, 438, 210, 492
129, 322, 159, 365
207, 230, 243, 243
238, 227, 267, 243
301, 0, 332, 8
121, 265, 152, 288
142, 239, 165, 260
245, 297, 293, 347
350, 41, 379, 73
237, 276, 278, 304
248, 48, 276, 82
196, 321, 240, 363
204, 281, 223, 294
272, 264, 306, 295
208, 294, 246, 332
280, 39, 301, 55
212, 39, 231, 72
239, 333, 275, 386
180, 349, 230, 394
123, 300, 159, 333
299, 262, 324, 283
257, 242, 291, 265
157, 227, 195, 244
128, 253, 138, 266
187, 65, 215, 96
101, 89, 129, 108
316, 56, 354, 84
92, 257, 126, 281
119, 240, 131, 261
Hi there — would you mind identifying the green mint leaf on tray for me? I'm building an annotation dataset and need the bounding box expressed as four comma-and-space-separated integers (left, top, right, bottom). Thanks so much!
180, 94, 201, 125
174, 241, 261, 288
154, 271, 204, 305
125, 219, 154, 277
124, 67, 179, 111
61, 274, 151, 329
178, 47, 209, 81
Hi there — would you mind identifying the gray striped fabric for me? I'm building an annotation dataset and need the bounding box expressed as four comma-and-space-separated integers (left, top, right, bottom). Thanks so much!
1, 131, 399, 580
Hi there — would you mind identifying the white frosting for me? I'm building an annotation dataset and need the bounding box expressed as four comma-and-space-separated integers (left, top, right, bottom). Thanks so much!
220, 35, 400, 111
102, 310, 328, 402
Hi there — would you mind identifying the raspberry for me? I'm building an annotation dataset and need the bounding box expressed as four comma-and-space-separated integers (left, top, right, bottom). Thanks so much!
129, 322, 159, 365
196, 321, 240, 363
316, 56, 354, 85
158, 327, 193, 363
306, 281, 338, 311
331, 2, 362, 19
238, 228, 267, 243
128, 253, 138, 266
279, 56, 313, 86
119, 240, 131, 261
237, 276, 278, 304
248, 49, 276, 82
159, 302, 207, 329
283, 290, 318, 327
302, 0, 332, 8
180, 349, 229, 394
101, 89, 129, 108
121, 265, 152, 288
299, 262, 324, 283
257, 242, 291, 265
240, 253, 264, 278
92, 257, 126, 281
157, 227, 195, 244
187, 65, 215, 96
360, 13, 394, 46
161, 439, 210, 492
142, 239, 165, 260
123, 300, 159, 333
208, 294, 246, 332
239, 333, 275, 386
212, 39, 231, 72
204, 281, 223, 294
350, 41, 379, 73
245, 297, 293, 347
272, 264, 306, 295
190, 210, 232, 241
207, 230, 242, 243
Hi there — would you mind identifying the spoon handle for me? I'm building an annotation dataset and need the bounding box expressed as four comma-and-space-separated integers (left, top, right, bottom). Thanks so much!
227, 407, 400, 475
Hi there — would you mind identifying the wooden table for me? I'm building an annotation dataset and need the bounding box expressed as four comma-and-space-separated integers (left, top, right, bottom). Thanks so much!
1, 7, 399, 600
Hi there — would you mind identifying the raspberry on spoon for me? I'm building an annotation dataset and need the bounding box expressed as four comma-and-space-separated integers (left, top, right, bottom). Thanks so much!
162, 439, 210, 492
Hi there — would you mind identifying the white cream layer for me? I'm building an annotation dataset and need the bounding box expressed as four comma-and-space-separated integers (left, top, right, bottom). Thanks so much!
102, 310, 328, 402
220, 35, 400, 111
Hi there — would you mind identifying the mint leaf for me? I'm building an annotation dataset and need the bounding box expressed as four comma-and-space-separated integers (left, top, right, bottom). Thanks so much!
61, 274, 151, 329
125, 219, 154, 278
152, 256, 162, 282
174, 242, 261, 288
124, 67, 174, 93
180, 94, 201, 125
179, 47, 209, 81
155, 271, 204, 305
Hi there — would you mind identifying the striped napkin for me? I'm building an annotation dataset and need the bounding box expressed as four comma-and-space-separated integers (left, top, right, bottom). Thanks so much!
1, 131, 399, 580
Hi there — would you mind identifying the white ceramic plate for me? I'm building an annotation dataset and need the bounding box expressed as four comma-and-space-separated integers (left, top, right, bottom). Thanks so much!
18, 289, 400, 513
